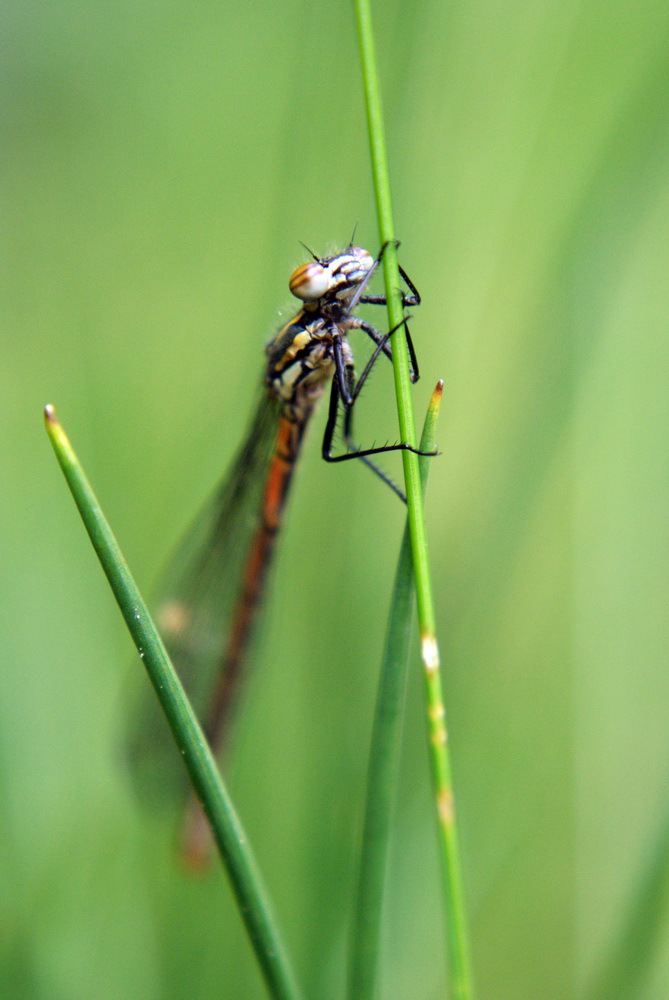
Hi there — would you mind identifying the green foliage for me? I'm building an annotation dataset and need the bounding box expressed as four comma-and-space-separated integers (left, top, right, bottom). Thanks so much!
3, 1, 669, 998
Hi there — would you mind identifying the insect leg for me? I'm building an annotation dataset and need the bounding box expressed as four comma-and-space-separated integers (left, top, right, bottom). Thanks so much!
351, 316, 420, 384
345, 239, 409, 314
325, 332, 436, 464
343, 239, 398, 314
356, 256, 421, 308
321, 367, 407, 501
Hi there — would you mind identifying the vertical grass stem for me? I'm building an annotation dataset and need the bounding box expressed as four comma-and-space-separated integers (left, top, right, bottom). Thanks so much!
352, 3, 475, 997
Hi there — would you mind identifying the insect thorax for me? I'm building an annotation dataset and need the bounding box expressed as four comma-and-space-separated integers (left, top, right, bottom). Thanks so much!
266, 314, 353, 423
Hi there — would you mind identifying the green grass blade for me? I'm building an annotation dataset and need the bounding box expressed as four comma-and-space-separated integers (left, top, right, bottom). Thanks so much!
348, 382, 443, 1000
43, 404, 303, 1000
352, 2, 475, 997
586, 807, 669, 1000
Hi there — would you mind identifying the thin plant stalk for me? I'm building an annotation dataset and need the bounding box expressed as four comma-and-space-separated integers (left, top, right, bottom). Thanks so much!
348, 381, 443, 1000
44, 405, 303, 1000
352, 2, 475, 997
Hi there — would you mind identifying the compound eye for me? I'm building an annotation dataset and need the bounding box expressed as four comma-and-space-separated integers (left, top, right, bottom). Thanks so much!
289, 261, 330, 301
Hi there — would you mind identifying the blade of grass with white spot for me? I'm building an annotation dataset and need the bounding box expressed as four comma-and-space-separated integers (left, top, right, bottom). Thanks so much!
352, 3, 475, 996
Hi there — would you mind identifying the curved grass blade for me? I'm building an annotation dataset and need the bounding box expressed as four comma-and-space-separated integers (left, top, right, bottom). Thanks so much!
44, 404, 303, 1000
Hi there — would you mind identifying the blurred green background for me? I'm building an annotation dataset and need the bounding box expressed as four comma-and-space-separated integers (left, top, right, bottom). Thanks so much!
4, 0, 669, 997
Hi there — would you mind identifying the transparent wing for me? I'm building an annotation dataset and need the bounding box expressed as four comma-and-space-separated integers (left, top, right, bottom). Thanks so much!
128, 388, 283, 781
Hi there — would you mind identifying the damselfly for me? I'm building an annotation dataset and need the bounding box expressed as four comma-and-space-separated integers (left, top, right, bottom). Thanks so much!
143, 242, 427, 859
